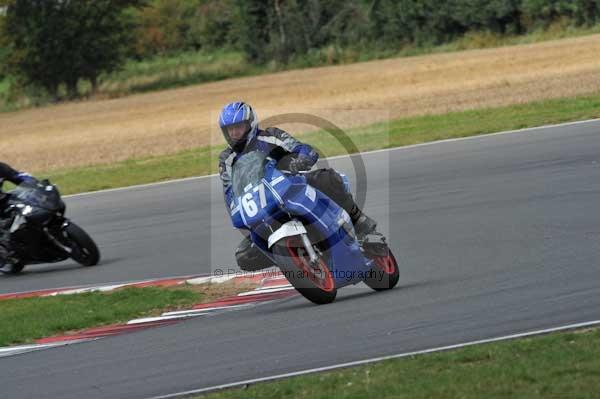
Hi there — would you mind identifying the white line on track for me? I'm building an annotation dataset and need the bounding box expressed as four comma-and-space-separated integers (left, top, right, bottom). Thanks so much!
148, 319, 600, 399
0, 339, 96, 358
237, 286, 294, 296
65, 117, 600, 199
162, 303, 254, 317
0, 274, 210, 299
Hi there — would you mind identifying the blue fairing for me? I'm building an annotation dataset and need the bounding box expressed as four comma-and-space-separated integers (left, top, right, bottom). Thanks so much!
230, 157, 373, 288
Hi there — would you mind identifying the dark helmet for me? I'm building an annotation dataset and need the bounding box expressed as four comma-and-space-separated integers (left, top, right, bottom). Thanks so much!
218, 102, 258, 152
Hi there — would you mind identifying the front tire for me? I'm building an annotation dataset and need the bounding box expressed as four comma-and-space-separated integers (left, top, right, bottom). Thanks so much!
272, 236, 337, 305
64, 223, 100, 266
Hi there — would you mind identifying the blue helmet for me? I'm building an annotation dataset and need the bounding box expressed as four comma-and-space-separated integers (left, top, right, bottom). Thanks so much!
219, 102, 258, 152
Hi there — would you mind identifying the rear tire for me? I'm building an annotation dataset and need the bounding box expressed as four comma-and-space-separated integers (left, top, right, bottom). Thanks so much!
272, 236, 337, 305
363, 249, 399, 291
64, 223, 100, 266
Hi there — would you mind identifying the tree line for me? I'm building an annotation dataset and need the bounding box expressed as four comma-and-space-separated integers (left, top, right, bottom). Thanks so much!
1, 0, 599, 101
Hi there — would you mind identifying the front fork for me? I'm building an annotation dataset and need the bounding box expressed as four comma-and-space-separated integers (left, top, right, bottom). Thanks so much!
299, 233, 320, 266
45, 221, 72, 254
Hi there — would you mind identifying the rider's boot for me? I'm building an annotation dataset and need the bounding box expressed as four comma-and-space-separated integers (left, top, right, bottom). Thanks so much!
348, 205, 390, 257
0, 244, 15, 274
0, 225, 15, 273
235, 236, 274, 271
348, 204, 377, 239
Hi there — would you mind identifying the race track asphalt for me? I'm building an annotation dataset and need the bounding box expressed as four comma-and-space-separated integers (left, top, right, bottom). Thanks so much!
2, 120, 600, 398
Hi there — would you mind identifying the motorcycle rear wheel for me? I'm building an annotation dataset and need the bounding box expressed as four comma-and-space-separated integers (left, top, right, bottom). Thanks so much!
272, 236, 337, 305
363, 249, 399, 291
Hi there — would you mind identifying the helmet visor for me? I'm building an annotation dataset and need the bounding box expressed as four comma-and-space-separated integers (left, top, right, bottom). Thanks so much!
222, 121, 251, 146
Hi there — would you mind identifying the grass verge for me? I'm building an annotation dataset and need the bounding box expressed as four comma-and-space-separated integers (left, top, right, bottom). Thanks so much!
195, 327, 600, 399
40, 93, 600, 195
96, 50, 260, 96
0, 281, 254, 347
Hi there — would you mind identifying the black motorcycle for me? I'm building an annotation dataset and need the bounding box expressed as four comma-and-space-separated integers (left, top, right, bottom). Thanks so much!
1, 179, 100, 274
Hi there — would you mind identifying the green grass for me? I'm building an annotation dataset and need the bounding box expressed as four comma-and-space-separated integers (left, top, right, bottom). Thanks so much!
39, 93, 600, 195
301, 95, 600, 158
196, 327, 600, 399
96, 50, 261, 96
0, 286, 201, 347
45, 145, 218, 194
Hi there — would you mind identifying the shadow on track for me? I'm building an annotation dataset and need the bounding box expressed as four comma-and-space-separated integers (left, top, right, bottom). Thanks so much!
0, 257, 121, 278
261, 280, 435, 313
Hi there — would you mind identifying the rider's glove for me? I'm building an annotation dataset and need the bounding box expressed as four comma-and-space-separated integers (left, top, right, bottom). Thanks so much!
285, 155, 314, 174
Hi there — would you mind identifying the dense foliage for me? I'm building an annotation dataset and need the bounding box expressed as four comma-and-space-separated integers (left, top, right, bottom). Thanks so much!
129, 0, 600, 59
0, 0, 145, 100
1, 0, 599, 102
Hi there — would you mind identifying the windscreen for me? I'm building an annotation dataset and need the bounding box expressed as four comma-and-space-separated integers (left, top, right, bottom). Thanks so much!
8, 184, 63, 211
232, 151, 268, 198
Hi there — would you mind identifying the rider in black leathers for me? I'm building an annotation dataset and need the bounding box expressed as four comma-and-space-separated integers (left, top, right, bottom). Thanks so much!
0, 162, 38, 273
218, 102, 378, 272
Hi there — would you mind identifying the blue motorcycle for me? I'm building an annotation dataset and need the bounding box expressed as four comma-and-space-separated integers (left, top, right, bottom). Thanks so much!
229, 151, 399, 304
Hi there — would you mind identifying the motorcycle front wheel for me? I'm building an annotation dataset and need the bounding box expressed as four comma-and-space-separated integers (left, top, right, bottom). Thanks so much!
272, 236, 337, 305
63, 222, 100, 266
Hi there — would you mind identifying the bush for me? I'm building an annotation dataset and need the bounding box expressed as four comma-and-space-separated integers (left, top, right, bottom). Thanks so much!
236, 0, 369, 64
186, 1, 235, 50
1, 0, 144, 100
521, 0, 600, 28
135, 0, 196, 57
0, 46, 8, 80
134, 0, 235, 58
